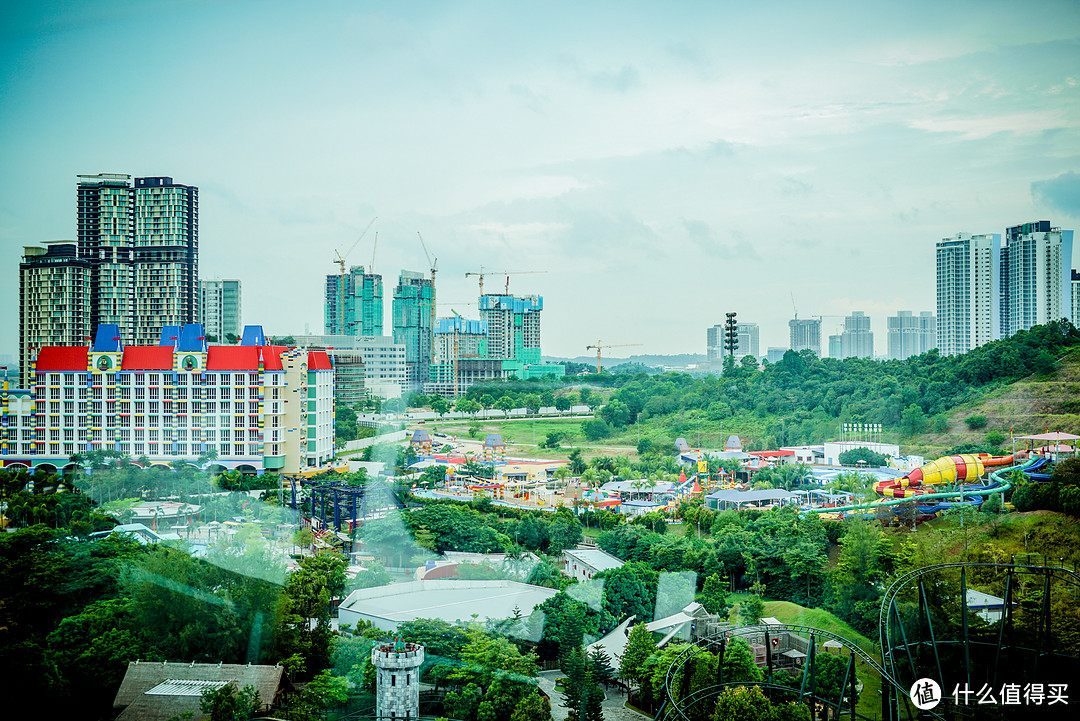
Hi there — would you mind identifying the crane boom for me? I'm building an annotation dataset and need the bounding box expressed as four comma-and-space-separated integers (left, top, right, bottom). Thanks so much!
584, 341, 643, 374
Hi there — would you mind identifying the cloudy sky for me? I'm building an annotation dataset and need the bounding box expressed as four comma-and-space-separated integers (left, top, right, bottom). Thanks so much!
2, 0, 1078, 360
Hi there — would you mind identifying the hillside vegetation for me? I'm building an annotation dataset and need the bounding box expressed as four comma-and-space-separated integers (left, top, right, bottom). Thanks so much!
419, 321, 1080, 455
909, 347, 1080, 457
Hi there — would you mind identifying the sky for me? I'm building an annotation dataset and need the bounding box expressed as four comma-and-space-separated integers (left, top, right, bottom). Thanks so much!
2, 0, 1079, 360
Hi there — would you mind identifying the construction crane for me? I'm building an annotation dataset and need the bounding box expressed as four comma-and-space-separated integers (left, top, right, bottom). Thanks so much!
331, 217, 377, 334
585, 341, 643, 375
464, 268, 547, 296
417, 232, 438, 374
416, 231, 437, 284
333, 216, 377, 276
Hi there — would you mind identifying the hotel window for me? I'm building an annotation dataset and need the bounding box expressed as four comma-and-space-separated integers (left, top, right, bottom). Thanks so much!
64, 387, 74, 400
233, 444, 244, 456
149, 374, 159, 385
50, 387, 60, 399
64, 429, 73, 441
219, 443, 229, 456
135, 373, 145, 385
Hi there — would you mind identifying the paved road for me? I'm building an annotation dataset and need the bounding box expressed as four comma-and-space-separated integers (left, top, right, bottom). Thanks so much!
538, 670, 653, 721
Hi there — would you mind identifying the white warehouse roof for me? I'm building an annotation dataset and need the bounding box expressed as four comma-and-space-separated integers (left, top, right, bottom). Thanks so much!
338, 579, 558, 631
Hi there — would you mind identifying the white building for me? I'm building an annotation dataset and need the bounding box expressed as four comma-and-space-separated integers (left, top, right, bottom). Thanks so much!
936, 232, 999, 356
708, 322, 760, 361
887, 311, 936, 360
789, 318, 821, 357
561, 548, 624, 582
294, 334, 406, 400
839, 311, 873, 359
1072, 270, 1080, 328
200, 279, 242, 342
999, 221, 1074, 338
822, 441, 900, 466
0, 324, 334, 474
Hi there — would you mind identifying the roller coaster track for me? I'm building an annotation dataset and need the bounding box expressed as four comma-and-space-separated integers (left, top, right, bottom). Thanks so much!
660, 461, 1080, 721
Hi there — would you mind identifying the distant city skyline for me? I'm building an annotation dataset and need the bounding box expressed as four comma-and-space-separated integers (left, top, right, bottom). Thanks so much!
2, 2, 1078, 359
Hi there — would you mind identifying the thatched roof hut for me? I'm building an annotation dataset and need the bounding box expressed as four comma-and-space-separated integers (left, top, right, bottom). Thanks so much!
113, 660, 286, 721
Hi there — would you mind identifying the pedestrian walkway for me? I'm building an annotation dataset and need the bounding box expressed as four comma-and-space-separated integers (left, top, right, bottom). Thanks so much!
537, 670, 653, 721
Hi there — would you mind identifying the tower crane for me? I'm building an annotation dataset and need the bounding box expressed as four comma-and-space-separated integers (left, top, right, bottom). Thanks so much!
464, 268, 547, 296
331, 216, 377, 334
416, 232, 438, 374
585, 341, 643, 375
333, 216, 377, 276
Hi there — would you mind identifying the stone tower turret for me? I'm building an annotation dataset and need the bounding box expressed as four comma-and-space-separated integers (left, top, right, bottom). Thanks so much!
371, 638, 424, 719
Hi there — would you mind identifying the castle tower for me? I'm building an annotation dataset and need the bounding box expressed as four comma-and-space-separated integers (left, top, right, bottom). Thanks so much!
372, 639, 424, 719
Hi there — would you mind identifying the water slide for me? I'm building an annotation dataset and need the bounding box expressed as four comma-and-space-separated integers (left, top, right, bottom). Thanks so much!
811, 455, 1040, 519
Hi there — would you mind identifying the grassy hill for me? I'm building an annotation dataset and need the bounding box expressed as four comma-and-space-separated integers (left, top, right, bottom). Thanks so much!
908, 348, 1080, 458
759, 601, 875, 652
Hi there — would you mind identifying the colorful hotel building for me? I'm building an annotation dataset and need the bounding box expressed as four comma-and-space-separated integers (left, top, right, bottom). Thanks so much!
0, 323, 334, 475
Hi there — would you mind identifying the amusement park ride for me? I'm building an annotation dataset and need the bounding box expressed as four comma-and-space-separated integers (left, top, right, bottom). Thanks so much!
658, 455, 1080, 720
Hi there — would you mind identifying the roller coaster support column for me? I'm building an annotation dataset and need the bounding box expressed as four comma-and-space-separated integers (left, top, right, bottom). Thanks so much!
715, 637, 725, 686
961, 567, 971, 691
992, 569, 1013, 685
765, 629, 773, 684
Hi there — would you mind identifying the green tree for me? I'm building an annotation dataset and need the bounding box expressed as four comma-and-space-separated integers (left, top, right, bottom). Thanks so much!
555, 396, 572, 414
618, 622, 658, 689
837, 447, 887, 467
456, 398, 482, 416
700, 573, 730, 616
900, 403, 928, 435
300, 670, 349, 710
737, 595, 764, 626
721, 636, 763, 683
199, 683, 261, 721
711, 685, 773, 721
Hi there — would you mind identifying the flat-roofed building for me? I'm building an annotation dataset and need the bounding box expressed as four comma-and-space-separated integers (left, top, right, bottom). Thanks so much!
561, 547, 624, 582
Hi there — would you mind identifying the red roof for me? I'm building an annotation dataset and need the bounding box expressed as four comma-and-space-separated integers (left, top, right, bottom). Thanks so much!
35, 346, 89, 371
121, 347, 174, 370
748, 450, 796, 458
205, 345, 287, 371
308, 350, 332, 370
260, 346, 287, 371
206, 346, 260, 371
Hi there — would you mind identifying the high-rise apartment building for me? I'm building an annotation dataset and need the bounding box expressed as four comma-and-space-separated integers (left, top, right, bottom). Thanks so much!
130, 177, 199, 345
326, 266, 383, 337
706, 325, 722, 361
70, 174, 199, 347
708, 322, 759, 360
1072, 270, 1080, 328
839, 311, 873, 359
392, 271, 435, 391
935, 232, 999, 356
479, 294, 543, 363
999, 221, 1074, 338
200, 279, 242, 342
789, 318, 821, 357
887, 311, 936, 361
19, 241, 91, 381
828, 335, 842, 359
